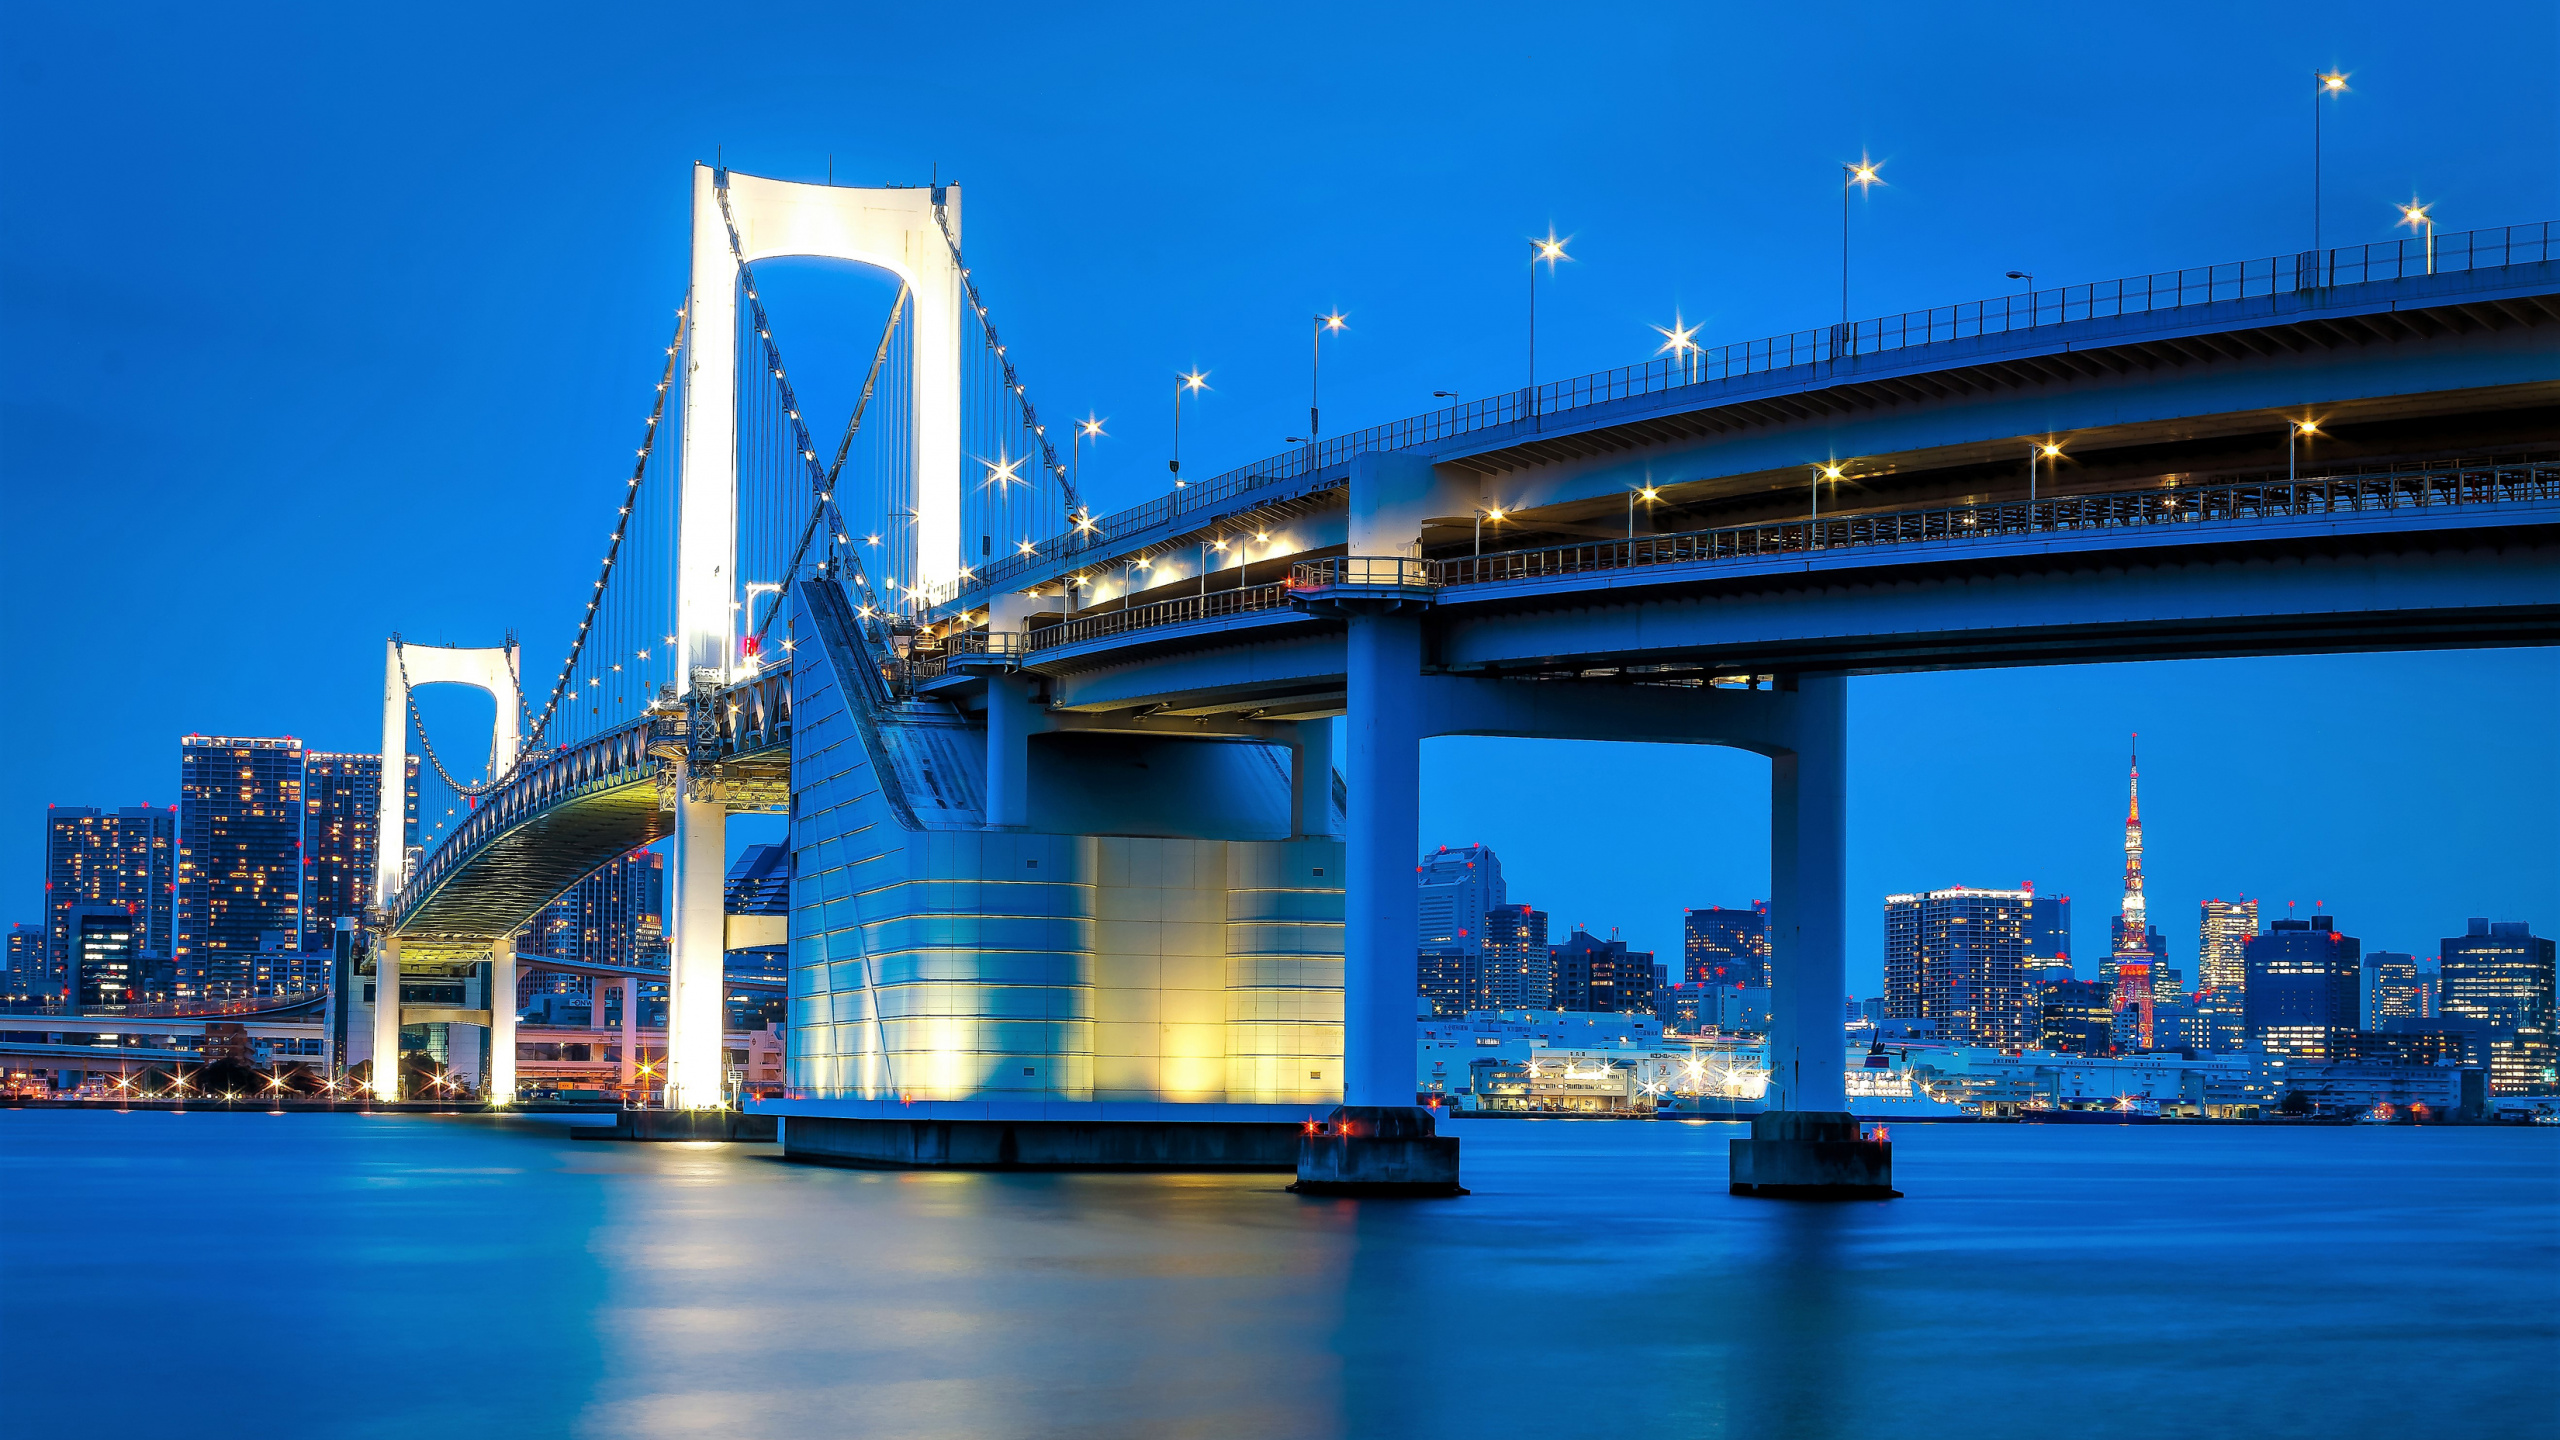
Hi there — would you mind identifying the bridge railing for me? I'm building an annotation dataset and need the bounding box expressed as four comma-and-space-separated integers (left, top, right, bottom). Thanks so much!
1026, 579, 1294, 652
9, 989, 331, 1022
951, 221, 2553, 606
1431, 459, 2560, 588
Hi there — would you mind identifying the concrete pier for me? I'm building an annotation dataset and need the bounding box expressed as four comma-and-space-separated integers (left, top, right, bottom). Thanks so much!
782, 1115, 1300, 1169
1291, 1105, 1465, 1197
1728, 1110, 1899, 1199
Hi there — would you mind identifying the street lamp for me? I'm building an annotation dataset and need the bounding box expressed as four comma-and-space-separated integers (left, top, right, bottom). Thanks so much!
1473, 505, 1506, 557
1528, 229, 1571, 418
1627, 484, 1660, 540
2006, 270, 2035, 326
1652, 310, 1702, 384
1841, 157, 1884, 353
2289, 418, 2319, 483
2314, 70, 2350, 261
1170, 370, 1208, 488
2030, 440, 2062, 508
2397, 199, 2435, 275
1309, 311, 1346, 446
1811, 462, 1846, 531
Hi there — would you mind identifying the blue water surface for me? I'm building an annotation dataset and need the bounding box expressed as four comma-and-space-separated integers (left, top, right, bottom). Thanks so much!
2, 1110, 2552, 1439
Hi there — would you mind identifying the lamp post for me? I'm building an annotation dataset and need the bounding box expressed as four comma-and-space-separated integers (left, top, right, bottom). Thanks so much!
1626, 485, 1659, 541
1840, 157, 1883, 356
2289, 419, 2319, 483
1652, 311, 1701, 384
2030, 441, 2061, 509
1310, 311, 1346, 446
2314, 70, 2350, 262
1811, 463, 1844, 536
1529, 230, 1570, 420
2006, 270, 2035, 326
2397, 199, 2435, 275
1473, 505, 1505, 557
1170, 370, 1208, 488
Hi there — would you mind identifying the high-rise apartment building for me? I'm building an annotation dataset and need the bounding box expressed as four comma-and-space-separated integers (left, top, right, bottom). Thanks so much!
528, 850, 666, 971
2037, 979, 2114, 1055
2440, 919, 2556, 1095
2362, 952, 2426, 1030
5, 923, 43, 998
43, 805, 176, 1002
176, 737, 307, 1000
65, 903, 143, 1007
2026, 892, 2073, 970
1885, 886, 2036, 1050
1682, 904, 1769, 987
302, 752, 417, 949
1550, 929, 1655, 1015
1478, 905, 1551, 1010
2199, 898, 2258, 991
1418, 844, 1504, 957
2244, 915, 2361, 1059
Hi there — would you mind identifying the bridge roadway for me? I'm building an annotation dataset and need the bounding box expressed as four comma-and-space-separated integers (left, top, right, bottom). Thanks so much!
380, 227, 2556, 1168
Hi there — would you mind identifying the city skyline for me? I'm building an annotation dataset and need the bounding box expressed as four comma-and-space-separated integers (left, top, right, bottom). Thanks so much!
5, 3, 2556, 997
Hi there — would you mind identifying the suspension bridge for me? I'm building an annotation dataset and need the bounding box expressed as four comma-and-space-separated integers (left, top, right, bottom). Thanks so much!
369, 161, 2560, 1193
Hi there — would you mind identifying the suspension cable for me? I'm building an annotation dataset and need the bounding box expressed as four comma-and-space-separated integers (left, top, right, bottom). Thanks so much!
747, 287, 909, 651
929, 190, 1082, 515
396, 638, 525, 799
519, 302, 690, 754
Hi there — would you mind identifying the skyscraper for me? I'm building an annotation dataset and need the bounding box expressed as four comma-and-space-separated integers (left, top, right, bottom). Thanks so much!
2199, 898, 2258, 990
2037, 979, 2114, 1055
2363, 952, 2425, 1030
1884, 886, 2036, 1050
302, 752, 417, 949
43, 805, 176, 1002
65, 903, 142, 1007
176, 737, 307, 1000
2026, 891, 2072, 971
1418, 844, 1504, 958
1550, 929, 1654, 1015
528, 850, 666, 969
1478, 904, 1551, 1010
1682, 904, 1769, 987
2244, 915, 2361, 1059
2440, 919, 2556, 1095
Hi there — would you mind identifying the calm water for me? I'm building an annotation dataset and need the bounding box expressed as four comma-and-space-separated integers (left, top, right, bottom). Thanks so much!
3, 1110, 2553, 1439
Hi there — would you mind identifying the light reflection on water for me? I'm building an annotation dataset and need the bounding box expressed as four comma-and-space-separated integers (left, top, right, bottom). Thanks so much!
2, 1111, 2552, 1439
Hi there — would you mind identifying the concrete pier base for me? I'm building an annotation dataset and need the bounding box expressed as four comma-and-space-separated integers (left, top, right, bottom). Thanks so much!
576, 1109, 779, 1142
782, 1115, 1301, 1170
1728, 1110, 1899, 1199
1291, 1105, 1466, 1197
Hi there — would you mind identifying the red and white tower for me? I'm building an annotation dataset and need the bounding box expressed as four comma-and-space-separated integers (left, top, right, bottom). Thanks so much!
2107, 736, 2157, 1050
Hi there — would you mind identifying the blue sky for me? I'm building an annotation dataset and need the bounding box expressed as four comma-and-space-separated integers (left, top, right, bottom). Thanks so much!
3, 2, 2554, 991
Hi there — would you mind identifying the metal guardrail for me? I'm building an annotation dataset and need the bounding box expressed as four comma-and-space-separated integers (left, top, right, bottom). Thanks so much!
1431, 460, 2560, 588
11, 990, 331, 1022
1005, 459, 2557, 654
1027, 580, 1294, 652
949, 222, 2556, 604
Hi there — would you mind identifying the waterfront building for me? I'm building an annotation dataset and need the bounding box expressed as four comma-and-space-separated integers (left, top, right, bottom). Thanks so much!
1884, 886, 2036, 1050
1682, 903, 1768, 987
2343, 1021, 2487, 1069
42, 805, 176, 1002
2027, 892, 2072, 970
1550, 929, 1655, 1015
2036, 978, 2114, 1056
2150, 989, 2201, 1052
5, 923, 43, 999
64, 903, 141, 1007
2194, 984, 2246, 1053
528, 849, 666, 971
301, 752, 416, 951
2439, 919, 2556, 1094
2363, 952, 2426, 1030
1418, 945, 1472, 1017
1477, 904, 1551, 1010
175, 737, 307, 1001
2244, 915, 2362, 1059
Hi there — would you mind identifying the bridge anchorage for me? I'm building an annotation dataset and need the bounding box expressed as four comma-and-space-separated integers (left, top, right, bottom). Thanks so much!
380, 163, 2557, 1194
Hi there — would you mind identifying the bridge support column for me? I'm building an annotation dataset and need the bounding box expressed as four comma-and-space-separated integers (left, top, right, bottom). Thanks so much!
616, 978, 637, 1095
1295, 605, 1461, 1196
667, 791, 728, 1109
372, 937, 401, 1104
983, 672, 1035, 829
1736, 673, 1896, 1199
1290, 717, 1339, 839
487, 934, 517, 1106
